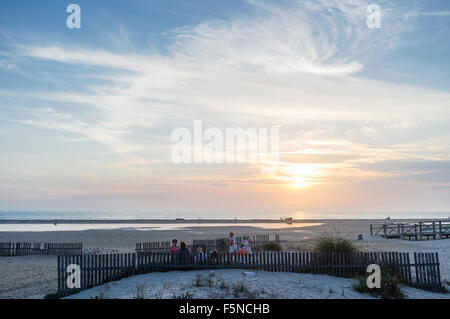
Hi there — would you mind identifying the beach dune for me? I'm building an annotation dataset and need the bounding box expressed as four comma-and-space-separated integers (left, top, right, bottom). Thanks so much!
0, 219, 449, 299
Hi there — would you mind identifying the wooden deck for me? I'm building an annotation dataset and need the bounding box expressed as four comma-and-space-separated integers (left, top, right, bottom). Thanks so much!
370, 220, 450, 240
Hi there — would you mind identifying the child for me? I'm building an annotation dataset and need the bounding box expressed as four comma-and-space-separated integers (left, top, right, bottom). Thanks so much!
196, 246, 207, 262
169, 239, 178, 255
238, 239, 252, 256
209, 250, 219, 260
229, 232, 236, 254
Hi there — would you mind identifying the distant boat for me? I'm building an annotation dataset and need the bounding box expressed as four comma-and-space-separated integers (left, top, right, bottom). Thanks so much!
283, 217, 293, 221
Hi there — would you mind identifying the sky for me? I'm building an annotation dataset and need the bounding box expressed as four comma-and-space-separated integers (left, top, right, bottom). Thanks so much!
0, 0, 449, 218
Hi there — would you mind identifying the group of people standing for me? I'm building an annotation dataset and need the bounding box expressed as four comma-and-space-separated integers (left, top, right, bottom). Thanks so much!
169, 232, 252, 257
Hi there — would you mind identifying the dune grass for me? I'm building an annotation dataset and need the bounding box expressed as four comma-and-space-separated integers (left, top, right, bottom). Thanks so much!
353, 267, 405, 299
313, 232, 356, 253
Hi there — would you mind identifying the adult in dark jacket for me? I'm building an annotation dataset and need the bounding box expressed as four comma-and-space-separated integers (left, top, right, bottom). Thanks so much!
175, 241, 192, 264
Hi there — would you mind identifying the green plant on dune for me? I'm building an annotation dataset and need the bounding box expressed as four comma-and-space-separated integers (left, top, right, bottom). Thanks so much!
353, 267, 405, 299
313, 232, 356, 253
90, 292, 108, 299
133, 285, 147, 299
172, 292, 194, 299
231, 282, 257, 299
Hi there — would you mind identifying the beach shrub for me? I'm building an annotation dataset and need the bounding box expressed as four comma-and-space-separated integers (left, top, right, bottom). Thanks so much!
133, 285, 147, 299
314, 232, 356, 253
90, 292, 108, 299
261, 242, 282, 252
353, 267, 404, 299
172, 292, 194, 299
232, 282, 257, 299
194, 274, 204, 287
193, 273, 215, 287
218, 279, 230, 291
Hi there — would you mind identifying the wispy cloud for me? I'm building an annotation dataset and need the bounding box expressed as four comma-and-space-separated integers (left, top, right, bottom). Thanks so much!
14, 1, 450, 166
406, 10, 450, 17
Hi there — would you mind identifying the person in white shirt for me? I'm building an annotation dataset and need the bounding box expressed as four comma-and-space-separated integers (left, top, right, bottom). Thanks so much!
229, 232, 236, 253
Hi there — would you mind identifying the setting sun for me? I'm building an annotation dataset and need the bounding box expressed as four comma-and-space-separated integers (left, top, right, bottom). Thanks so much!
280, 164, 322, 189
289, 176, 314, 189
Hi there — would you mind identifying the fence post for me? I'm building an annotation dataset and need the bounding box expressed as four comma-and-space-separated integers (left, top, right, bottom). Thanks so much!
432, 222, 436, 239
57, 255, 61, 296
419, 222, 423, 240
435, 252, 442, 292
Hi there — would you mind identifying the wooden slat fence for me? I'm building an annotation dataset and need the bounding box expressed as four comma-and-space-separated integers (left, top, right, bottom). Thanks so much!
192, 239, 219, 253
135, 242, 171, 253
235, 234, 280, 250
413, 252, 441, 292
137, 234, 280, 254
0, 242, 82, 256
57, 253, 135, 296
57, 251, 443, 297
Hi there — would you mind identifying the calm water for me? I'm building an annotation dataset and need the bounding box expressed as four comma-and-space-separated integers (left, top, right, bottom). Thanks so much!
0, 211, 448, 221
0, 222, 324, 232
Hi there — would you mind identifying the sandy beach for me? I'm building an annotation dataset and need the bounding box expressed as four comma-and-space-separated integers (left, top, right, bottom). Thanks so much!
65, 269, 449, 300
0, 219, 449, 299
0, 219, 375, 250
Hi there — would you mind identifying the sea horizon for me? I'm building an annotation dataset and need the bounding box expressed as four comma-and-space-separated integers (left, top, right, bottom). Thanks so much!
0, 210, 449, 221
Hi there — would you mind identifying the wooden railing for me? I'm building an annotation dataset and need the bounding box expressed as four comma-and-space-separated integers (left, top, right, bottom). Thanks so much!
370, 220, 450, 240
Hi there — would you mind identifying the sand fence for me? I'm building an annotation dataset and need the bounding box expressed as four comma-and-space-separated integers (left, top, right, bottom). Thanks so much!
57, 250, 443, 297
136, 234, 280, 254
0, 242, 82, 256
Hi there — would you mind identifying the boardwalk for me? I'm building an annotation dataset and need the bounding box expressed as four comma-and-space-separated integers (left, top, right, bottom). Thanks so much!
370, 220, 450, 240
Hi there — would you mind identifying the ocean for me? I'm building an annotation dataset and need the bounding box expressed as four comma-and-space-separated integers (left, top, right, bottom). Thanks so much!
0, 210, 448, 221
